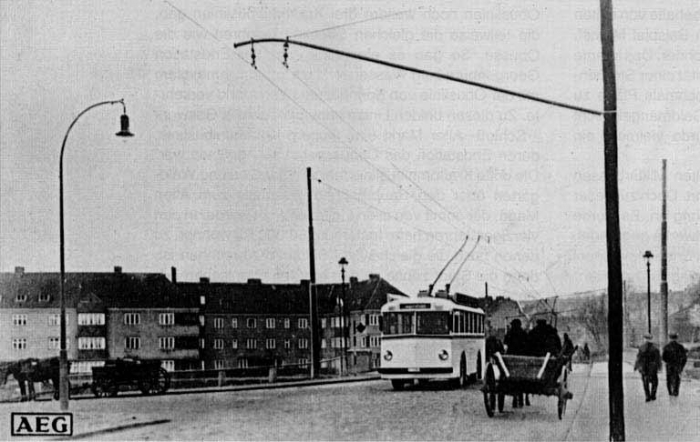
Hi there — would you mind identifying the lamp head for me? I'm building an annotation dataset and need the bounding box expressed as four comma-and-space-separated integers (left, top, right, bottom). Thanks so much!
643, 250, 653, 259
338, 257, 348, 267
116, 114, 134, 137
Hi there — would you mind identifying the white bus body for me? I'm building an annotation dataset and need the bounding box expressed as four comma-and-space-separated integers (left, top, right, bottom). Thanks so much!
379, 295, 485, 389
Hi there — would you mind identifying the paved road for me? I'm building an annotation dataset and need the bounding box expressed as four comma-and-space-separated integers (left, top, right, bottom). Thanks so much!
2, 362, 698, 440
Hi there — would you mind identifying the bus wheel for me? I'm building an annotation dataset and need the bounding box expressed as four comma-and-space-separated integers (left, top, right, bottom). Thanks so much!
391, 380, 406, 391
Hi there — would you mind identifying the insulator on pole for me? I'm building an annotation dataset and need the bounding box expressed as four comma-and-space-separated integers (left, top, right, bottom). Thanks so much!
250, 39, 257, 69
283, 37, 289, 68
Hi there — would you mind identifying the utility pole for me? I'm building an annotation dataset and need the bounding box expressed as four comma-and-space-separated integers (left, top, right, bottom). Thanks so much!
660, 159, 668, 348
600, 0, 625, 440
307, 167, 320, 378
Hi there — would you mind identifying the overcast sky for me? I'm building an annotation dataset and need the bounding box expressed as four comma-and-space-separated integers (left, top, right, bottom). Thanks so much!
1, 0, 698, 301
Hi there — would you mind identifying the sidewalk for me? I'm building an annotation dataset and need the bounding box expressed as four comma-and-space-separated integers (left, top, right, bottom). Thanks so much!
566, 361, 700, 441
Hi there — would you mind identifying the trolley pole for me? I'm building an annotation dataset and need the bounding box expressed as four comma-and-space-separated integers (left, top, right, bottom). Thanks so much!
600, 0, 625, 440
660, 159, 668, 348
307, 167, 320, 379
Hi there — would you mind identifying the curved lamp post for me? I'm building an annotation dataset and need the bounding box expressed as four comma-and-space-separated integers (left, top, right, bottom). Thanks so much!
338, 257, 348, 376
59, 99, 133, 410
643, 251, 653, 335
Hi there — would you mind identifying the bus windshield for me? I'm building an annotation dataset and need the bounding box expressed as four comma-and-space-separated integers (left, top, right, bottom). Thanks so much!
416, 312, 450, 334
383, 311, 450, 335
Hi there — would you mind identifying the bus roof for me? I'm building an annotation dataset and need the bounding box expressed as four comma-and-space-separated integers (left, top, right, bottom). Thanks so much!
381, 296, 484, 314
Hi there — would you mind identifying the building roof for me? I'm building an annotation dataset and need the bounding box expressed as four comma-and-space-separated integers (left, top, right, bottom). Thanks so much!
180, 274, 407, 315
0, 268, 196, 309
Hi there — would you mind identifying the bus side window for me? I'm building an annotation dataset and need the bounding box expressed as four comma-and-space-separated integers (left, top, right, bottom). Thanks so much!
379, 315, 383, 332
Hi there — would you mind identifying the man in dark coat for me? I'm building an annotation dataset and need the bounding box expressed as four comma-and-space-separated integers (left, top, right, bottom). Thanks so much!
527, 319, 562, 357
662, 333, 687, 397
485, 322, 505, 361
504, 319, 529, 408
634, 333, 662, 402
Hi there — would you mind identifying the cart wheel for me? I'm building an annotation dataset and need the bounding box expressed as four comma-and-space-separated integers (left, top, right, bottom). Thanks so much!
155, 368, 170, 394
482, 364, 497, 418
558, 367, 569, 420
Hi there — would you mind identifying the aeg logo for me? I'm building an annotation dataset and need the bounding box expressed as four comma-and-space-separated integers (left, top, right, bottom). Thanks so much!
11, 413, 73, 436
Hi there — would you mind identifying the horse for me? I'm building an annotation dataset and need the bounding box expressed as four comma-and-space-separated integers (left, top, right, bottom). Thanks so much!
0, 358, 66, 401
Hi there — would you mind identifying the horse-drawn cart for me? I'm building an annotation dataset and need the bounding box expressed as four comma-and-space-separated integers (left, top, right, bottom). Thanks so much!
482, 352, 572, 419
91, 358, 170, 397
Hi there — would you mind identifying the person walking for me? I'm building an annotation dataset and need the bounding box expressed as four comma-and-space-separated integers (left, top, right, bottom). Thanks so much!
634, 333, 662, 402
561, 333, 576, 370
662, 332, 688, 397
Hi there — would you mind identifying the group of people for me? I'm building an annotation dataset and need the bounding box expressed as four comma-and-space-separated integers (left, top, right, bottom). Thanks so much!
485, 318, 577, 408
634, 332, 688, 401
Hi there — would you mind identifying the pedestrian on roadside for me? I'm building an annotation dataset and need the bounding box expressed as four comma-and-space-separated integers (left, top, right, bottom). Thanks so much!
634, 333, 662, 402
561, 333, 576, 370
485, 323, 505, 362
662, 332, 688, 397
582, 343, 591, 362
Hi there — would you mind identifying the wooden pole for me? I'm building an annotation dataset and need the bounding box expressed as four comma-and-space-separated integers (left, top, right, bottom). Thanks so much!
599, 0, 625, 439
660, 159, 668, 348
307, 167, 320, 378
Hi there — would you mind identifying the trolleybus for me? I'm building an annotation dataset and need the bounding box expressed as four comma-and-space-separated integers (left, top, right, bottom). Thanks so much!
379, 291, 485, 390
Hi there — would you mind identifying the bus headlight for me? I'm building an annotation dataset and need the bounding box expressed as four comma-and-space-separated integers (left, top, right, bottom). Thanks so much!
438, 349, 449, 361
383, 351, 393, 361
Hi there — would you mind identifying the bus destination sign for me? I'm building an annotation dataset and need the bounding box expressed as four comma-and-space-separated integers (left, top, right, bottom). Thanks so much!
399, 303, 431, 310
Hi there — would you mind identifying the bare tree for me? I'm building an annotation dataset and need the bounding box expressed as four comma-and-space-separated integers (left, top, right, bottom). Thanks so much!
575, 295, 608, 350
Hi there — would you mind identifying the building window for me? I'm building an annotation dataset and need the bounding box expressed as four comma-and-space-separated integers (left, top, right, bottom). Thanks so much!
161, 360, 175, 372
159, 337, 175, 350
38, 292, 50, 302
78, 337, 105, 350
331, 317, 341, 328
199, 338, 206, 349
49, 314, 67, 326
284, 339, 291, 349
321, 318, 327, 328
298, 318, 308, 329
214, 360, 226, 370
266, 318, 275, 329
266, 339, 276, 349
231, 318, 238, 328
199, 315, 205, 326
246, 339, 257, 349
298, 358, 309, 368
370, 336, 381, 347
321, 340, 327, 349
48, 337, 60, 350
159, 313, 175, 326
200, 296, 206, 305
284, 318, 290, 329
214, 339, 224, 349
247, 318, 257, 328
78, 313, 105, 325
298, 338, 309, 349
232, 339, 238, 349
125, 336, 140, 350
237, 358, 248, 369
12, 314, 27, 326
15, 293, 27, 303
369, 314, 380, 326
360, 336, 368, 348
124, 313, 140, 325
214, 318, 225, 329
12, 338, 27, 350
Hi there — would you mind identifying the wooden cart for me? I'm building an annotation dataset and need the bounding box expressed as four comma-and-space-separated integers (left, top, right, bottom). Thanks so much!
91, 358, 170, 397
482, 352, 572, 419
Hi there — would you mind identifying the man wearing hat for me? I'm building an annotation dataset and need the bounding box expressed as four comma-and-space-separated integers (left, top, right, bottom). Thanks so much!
662, 332, 688, 396
634, 333, 662, 401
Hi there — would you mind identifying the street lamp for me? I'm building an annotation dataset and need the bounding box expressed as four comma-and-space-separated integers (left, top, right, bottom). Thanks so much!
643, 250, 653, 334
338, 257, 348, 376
59, 99, 133, 410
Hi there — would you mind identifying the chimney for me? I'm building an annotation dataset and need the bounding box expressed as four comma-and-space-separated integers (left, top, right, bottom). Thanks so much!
171, 267, 177, 283
15, 266, 25, 275
247, 278, 262, 285
200, 277, 210, 284
369, 273, 380, 281
349, 276, 358, 287
114, 266, 122, 274
445, 283, 451, 295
